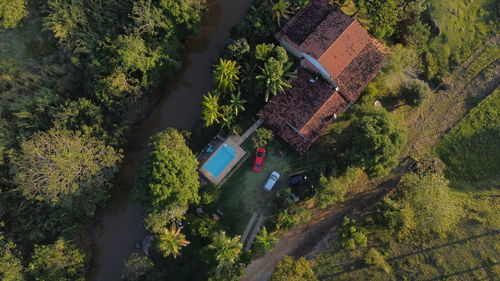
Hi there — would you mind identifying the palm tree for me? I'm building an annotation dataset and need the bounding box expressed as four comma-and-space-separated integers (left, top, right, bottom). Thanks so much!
156, 224, 190, 258
229, 91, 247, 116
213, 59, 241, 93
207, 231, 242, 268
256, 58, 296, 102
220, 106, 236, 130
201, 92, 223, 127
271, 0, 291, 26
255, 226, 278, 255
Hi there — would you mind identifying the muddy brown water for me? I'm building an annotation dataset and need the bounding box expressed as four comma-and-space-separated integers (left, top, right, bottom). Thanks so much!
87, 1, 253, 280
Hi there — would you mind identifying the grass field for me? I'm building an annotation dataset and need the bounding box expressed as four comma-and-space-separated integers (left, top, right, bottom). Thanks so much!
314, 190, 500, 281
437, 90, 500, 190
429, 0, 498, 67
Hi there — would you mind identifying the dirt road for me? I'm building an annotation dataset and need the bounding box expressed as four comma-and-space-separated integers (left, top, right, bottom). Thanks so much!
241, 177, 399, 281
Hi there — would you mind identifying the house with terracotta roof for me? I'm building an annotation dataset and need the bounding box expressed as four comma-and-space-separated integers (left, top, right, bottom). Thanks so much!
258, 0, 389, 154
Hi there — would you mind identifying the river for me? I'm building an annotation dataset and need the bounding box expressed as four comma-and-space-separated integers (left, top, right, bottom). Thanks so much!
87, 1, 253, 280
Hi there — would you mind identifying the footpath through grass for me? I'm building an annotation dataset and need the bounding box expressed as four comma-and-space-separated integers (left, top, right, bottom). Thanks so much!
437, 90, 500, 190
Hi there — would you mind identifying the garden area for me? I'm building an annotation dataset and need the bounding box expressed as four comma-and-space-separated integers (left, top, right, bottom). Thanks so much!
216, 133, 309, 237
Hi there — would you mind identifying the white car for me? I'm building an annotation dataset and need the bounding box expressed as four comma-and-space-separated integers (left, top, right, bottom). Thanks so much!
263, 171, 280, 191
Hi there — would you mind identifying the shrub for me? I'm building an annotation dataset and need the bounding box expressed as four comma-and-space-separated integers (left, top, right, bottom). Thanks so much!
271, 256, 318, 281
316, 167, 361, 209
251, 128, 274, 148
338, 217, 367, 249
122, 253, 154, 281
364, 248, 391, 273
400, 79, 431, 106
224, 38, 250, 61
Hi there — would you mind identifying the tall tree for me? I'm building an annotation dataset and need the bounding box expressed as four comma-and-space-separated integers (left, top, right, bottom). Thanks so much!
207, 231, 242, 269
213, 59, 240, 93
0, 237, 25, 281
0, 0, 28, 29
13, 129, 121, 208
201, 93, 223, 127
229, 91, 246, 116
122, 253, 154, 281
358, 0, 403, 39
344, 108, 406, 178
156, 224, 190, 258
28, 239, 86, 281
256, 58, 295, 102
271, 256, 318, 281
133, 128, 200, 212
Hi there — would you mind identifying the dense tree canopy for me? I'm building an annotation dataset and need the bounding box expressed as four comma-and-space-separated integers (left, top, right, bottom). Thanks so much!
358, 0, 402, 39
122, 253, 155, 281
344, 108, 406, 178
133, 128, 200, 212
13, 129, 121, 208
28, 239, 85, 281
271, 256, 318, 281
0, 238, 24, 281
0, 0, 28, 29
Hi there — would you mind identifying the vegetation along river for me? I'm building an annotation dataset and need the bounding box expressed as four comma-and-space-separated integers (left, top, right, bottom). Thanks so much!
88, 0, 253, 280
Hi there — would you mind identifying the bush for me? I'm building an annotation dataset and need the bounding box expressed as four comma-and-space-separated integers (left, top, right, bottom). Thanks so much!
224, 38, 250, 61
122, 253, 154, 281
399, 173, 461, 235
316, 167, 361, 209
338, 217, 367, 249
191, 215, 219, 239
364, 248, 391, 273
251, 128, 274, 148
271, 256, 318, 281
400, 79, 431, 106
253, 226, 278, 256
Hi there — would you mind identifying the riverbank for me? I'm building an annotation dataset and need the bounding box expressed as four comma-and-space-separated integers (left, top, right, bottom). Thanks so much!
87, 1, 254, 280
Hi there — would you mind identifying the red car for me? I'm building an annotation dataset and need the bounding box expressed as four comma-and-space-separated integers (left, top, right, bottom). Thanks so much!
252, 147, 266, 171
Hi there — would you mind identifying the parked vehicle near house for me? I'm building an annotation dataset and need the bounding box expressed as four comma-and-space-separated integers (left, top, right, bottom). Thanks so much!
289, 173, 308, 185
263, 171, 280, 191
252, 147, 266, 171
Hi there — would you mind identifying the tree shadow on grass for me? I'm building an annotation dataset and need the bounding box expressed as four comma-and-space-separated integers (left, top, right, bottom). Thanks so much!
438, 128, 500, 191
423, 262, 500, 281
319, 229, 500, 279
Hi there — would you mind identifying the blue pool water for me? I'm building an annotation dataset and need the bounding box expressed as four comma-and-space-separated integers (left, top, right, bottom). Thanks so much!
203, 144, 235, 178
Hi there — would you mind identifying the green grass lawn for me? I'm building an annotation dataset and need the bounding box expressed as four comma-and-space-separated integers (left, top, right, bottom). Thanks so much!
215, 135, 308, 236
429, 0, 498, 66
437, 89, 500, 190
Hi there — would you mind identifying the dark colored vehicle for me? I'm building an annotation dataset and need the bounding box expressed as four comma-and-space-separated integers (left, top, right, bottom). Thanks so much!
289, 173, 308, 186
252, 147, 266, 171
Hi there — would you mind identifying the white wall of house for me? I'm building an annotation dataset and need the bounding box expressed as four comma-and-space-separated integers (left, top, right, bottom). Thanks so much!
279, 39, 337, 88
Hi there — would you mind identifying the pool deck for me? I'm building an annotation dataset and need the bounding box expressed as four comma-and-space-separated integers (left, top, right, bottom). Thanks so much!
199, 136, 246, 184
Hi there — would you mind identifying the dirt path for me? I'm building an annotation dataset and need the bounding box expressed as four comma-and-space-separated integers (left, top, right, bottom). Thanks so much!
241, 37, 500, 281
241, 177, 399, 281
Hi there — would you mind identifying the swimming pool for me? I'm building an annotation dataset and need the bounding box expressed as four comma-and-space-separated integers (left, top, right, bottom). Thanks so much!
203, 144, 235, 178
